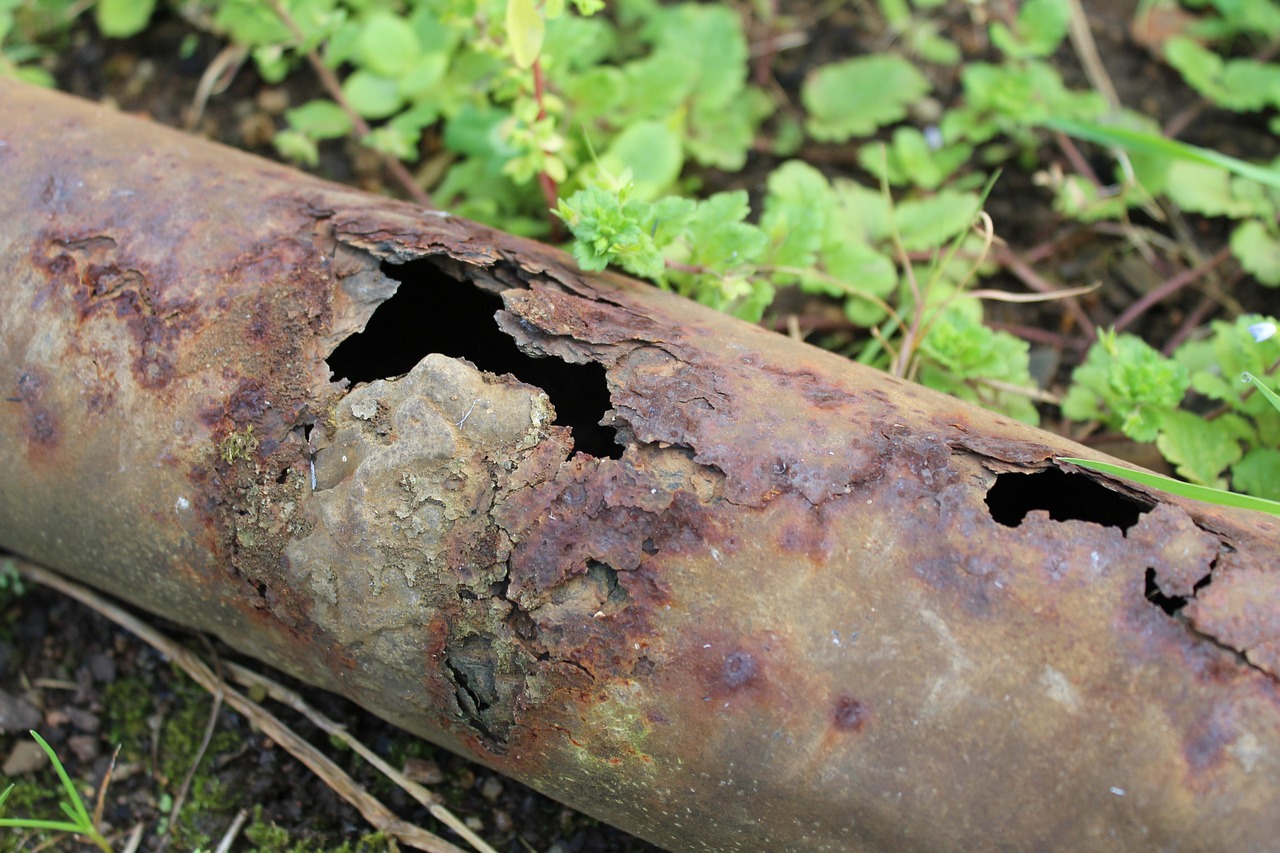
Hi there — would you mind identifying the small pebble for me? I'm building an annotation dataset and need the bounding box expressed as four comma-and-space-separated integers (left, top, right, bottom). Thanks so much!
256, 88, 290, 115
0, 688, 41, 733
402, 757, 444, 785
68, 734, 100, 762
88, 652, 117, 683
63, 705, 100, 733
3, 739, 49, 775
480, 775, 503, 802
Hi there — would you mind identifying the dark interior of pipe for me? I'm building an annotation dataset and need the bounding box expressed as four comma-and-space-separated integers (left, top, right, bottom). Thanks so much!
984, 467, 1148, 530
325, 259, 622, 459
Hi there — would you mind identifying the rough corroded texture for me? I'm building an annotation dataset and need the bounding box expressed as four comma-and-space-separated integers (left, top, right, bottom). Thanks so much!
2, 80, 1280, 852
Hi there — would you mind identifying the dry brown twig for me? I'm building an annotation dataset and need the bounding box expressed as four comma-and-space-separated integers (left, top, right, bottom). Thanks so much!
13, 559, 489, 853
155, 639, 225, 853
223, 661, 500, 853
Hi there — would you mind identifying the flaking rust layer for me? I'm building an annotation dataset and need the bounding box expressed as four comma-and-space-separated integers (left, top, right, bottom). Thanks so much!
2, 79, 1279, 852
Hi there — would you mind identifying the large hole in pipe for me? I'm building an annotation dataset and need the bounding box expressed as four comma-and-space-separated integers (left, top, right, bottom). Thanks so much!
985, 468, 1148, 531
326, 259, 622, 459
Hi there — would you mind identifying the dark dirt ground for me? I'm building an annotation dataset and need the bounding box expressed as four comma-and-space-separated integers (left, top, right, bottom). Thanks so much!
3, 0, 1279, 850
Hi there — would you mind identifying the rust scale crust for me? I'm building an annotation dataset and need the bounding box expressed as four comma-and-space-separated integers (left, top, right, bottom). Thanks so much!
3, 81, 1280, 852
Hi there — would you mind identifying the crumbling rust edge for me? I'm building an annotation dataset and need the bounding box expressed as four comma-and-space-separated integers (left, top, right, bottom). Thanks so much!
5, 81, 1280, 853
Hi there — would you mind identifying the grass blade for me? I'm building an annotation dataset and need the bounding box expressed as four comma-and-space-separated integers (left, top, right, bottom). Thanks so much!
29, 731, 93, 827
1244, 372, 1280, 413
1043, 118, 1280, 190
1060, 457, 1280, 517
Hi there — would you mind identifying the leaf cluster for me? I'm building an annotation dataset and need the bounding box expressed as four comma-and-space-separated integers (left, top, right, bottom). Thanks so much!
1063, 318, 1280, 497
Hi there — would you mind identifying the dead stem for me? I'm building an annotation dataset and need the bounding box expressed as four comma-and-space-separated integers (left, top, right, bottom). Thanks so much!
15, 561, 481, 853
994, 245, 1097, 340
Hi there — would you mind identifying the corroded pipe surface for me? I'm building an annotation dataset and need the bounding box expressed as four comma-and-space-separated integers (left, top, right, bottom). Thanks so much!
2, 80, 1279, 852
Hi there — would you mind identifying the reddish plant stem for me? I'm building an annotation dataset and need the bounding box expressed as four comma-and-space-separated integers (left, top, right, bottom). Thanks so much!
994, 246, 1098, 341
753, 0, 779, 87
665, 258, 708, 276
1024, 228, 1086, 265
1112, 243, 1233, 333
1163, 291, 1221, 356
269, 0, 435, 208
531, 56, 563, 239
987, 321, 1092, 353
1054, 132, 1103, 188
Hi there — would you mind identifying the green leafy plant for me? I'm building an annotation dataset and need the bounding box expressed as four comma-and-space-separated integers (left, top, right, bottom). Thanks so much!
0, 731, 113, 852
1064, 370, 1280, 516
1063, 317, 1280, 497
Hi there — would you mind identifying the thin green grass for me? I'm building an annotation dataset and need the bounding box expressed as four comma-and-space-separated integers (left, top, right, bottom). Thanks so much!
1043, 117, 1280, 190
0, 730, 112, 851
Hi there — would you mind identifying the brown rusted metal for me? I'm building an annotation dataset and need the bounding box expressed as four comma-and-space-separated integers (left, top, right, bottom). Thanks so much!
2, 79, 1280, 852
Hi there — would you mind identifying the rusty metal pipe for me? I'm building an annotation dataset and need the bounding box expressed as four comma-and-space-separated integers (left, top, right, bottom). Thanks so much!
2, 80, 1279, 852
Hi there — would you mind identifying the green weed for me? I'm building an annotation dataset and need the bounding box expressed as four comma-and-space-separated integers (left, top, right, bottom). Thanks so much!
1064, 371, 1280, 516
0, 731, 112, 852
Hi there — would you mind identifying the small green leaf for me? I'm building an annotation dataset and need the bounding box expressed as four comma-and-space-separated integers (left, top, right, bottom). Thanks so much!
684, 191, 768, 270
398, 52, 449, 101
858, 127, 973, 189
989, 0, 1070, 58
599, 121, 683, 200
555, 184, 666, 279
252, 44, 290, 85
893, 191, 980, 251
213, 0, 291, 46
96, 0, 156, 38
507, 0, 545, 70
651, 4, 746, 107
1155, 409, 1249, 487
273, 130, 320, 167
803, 54, 931, 142
1165, 161, 1265, 218
1165, 36, 1280, 111
1231, 220, 1280, 286
357, 12, 422, 78
1164, 37, 1223, 101
364, 125, 419, 162
826, 244, 897, 327
443, 106, 516, 159
918, 310, 1039, 423
342, 70, 404, 119
761, 160, 834, 271
686, 87, 772, 170
1233, 447, 1280, 500
284, 100, 353, 140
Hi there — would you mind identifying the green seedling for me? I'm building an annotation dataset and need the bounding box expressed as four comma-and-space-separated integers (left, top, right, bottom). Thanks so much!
1063, 372, 1280, 516
1064, 317, 1280, 498
0, 730, 113, 852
